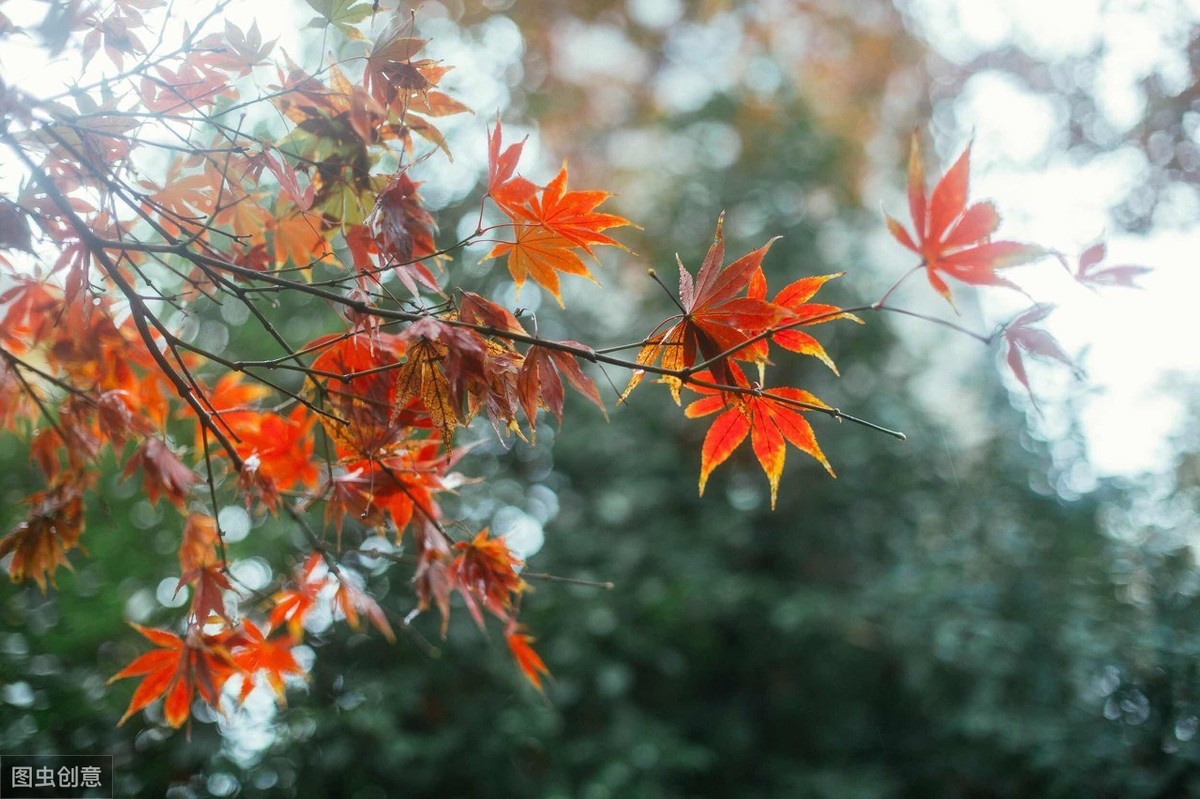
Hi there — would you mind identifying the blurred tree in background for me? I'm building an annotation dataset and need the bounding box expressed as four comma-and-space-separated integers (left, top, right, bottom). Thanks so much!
2, 1, 1197, 797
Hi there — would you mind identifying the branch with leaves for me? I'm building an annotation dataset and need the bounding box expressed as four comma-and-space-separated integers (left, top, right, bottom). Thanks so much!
0, 0, 1145, 732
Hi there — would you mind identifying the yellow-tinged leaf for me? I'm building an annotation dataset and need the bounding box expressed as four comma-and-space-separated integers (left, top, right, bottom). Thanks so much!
686, 369, 834, 505
393, 339, 458, 444
485, 223, 595, 306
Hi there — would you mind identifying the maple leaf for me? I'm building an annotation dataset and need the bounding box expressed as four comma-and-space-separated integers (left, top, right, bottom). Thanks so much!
623, 215, 788, 403
484, 129, 631, 305
685, 367, 834, 509
122, 437, 198, 510
371, 172, 440, 295
747, 267, 860, 373
486, 118, 537, 217
1074, 240, 1152, 290
0, 198, 33, 254
235, 406, 319, 491
0, 279, 62, 353
231, 620, 305, 703
518, 164, 632, 253
485, 224, 596, 305
268, 208, 330, 270
306, 331, 412, 458
216, 20, 275, 74
177, 513, 232, 623
1002, 305, 1076, 408
458, 290, 525, 336
364, 27, 430, 105
506, 623, 550, 692
885, 134, 1047, 305
259, 146, 314, 211
517, 343, 607, 433
413, 526, 453, 635
193, 372, 270, 453
333, 571, 396, 642
329, 439, 465, 540
392, 338, 459, 445
450, 528, 525, 629
269, 553, 326, 641
109, 623, 240, 728
96, 389, 149, 449
0, 480, 85, 591
393, 317, 488, 444
306, 0, 373, 39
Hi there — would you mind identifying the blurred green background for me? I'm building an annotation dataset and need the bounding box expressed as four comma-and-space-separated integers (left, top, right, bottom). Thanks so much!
4, 1, 1200, 796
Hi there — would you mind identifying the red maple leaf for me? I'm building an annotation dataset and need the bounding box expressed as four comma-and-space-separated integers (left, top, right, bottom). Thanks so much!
517, 342, 606, 432
177, 513, 232, 623
623, 215, 787, 402
122, 437, 198, 510
306, 331, 415, 459
685, 366, 834, 508
371, 172, 440, 296
108, 623, 239, 728
506, 622, 550, 691
486, 118, 537, 218
885, 134, 1047, 305
450, 528, 525, 629
746, 267, 859, 372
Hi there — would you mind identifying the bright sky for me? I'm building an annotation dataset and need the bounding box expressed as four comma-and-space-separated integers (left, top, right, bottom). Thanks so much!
907, 0, 1200, 478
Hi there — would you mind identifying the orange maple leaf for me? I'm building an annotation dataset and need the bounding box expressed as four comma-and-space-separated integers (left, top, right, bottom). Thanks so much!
177, 513, 232, 622
746, 267, 860, 372
269, 552, 325, 641
235, 406, 318, 491
885, 134, 1047, 305
231, 620, 305, 703
109, 624, 239, 728
484, 123, 631, 305
685, 367, 835, 509
506, 623, 550, 692
268, 207, 330, 271
518, 164, 631, 254
450, 528, 525, 629
486, 224, 595, 305
0, 480, 85, 591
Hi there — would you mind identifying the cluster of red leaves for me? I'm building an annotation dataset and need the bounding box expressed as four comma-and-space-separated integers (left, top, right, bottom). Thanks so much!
619, 215, 854, 503
884, 135, 1149, 404
109, 513, 304, 728
0, 282, 171, 589
0, 0, 1152, 736
0, 4, 574, 729
109, 621, 303, 728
